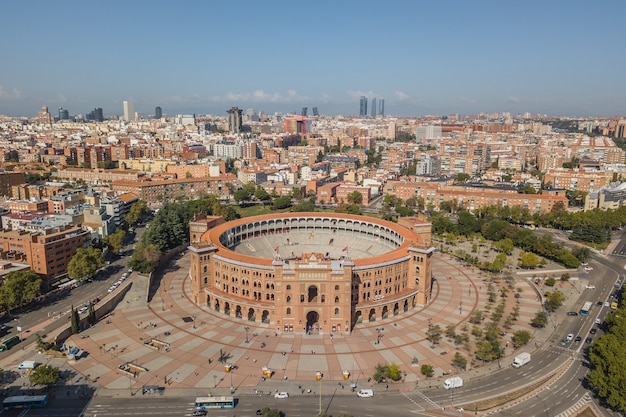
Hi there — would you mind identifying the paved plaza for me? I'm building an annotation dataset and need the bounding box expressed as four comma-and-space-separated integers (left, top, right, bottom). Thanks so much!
2, 251, 557, 398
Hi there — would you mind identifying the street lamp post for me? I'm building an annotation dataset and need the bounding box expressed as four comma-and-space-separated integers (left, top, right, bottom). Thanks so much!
316, 372, 323, 415
244, 326, 250, 344
14, 319, 22, 348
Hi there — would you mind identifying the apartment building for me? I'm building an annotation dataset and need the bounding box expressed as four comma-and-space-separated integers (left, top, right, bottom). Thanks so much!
111, 175, 237, 203
0, 225, 90, 284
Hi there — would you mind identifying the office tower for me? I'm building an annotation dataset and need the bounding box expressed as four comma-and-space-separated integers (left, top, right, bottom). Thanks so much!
312, 107, 319, 117
378, 99, 385, 117
371, 98, 377, 118
87, 108, 104, 122
38, 106, 52, 125
359, 96, 368, 117
226, 107, 243, 133
58, 107, 69, 120
301, 107, 308, 117
123, 100, 134, 122
155, 106, 162, 119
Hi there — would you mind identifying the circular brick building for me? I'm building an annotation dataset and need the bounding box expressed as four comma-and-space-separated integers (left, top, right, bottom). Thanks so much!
188, 212, 434, 334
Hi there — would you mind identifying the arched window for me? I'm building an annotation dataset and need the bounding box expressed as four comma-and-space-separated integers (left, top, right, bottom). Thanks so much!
204, 277, 208, 284
321, 295, 326, 303
300, 294, 305, 303
334, 296, 339, 303
203, 265, 208, 273
286, 285, 291, 290
286, 296, 291, 303
334, 308, 339, 315
286, 307, 291, 315
334, 285, 340, 290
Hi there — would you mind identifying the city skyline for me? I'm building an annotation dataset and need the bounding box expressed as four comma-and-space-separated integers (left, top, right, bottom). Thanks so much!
1, 1, 626, 118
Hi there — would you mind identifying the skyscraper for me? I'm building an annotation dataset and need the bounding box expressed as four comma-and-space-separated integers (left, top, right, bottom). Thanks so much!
312, 107, 319, 117
227, 107, 243, 133
58, 107, 69, 120
123, 100, 134, 122
38, 106, 51, 125
359, 96, 368, 117
301, 107, 308, 117
87, 108, 104, 122
378, 99, 385, 117
371, 98, 377, 118
155, 106, 162, 119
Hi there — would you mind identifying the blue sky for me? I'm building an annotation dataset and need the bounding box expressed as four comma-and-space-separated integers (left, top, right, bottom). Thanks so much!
1, 1, 625, 118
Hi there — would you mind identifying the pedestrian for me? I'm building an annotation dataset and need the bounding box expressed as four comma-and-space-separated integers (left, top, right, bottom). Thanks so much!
386, 384, 388, 390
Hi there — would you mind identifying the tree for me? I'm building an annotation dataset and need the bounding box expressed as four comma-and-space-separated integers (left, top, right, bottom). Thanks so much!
88, 301, 96, 325
512, 330, 531, 347
67, 246, 104, 281
545, 290, 565, 312
254, 187, 270, 202
106, 228, 126, 254
530, 311, 548, 328
272, 196, 292, 210
452, 352, 467, 370
29, 364, 60, 388
70, 305, 79, 334
420, 364, 434, 378
518, 252, 539, 269
347, 191, 363, 205
258, 408, 281, 417
0, 270, 42, 312
124, 200, 149, 225
426, 324, 442, 347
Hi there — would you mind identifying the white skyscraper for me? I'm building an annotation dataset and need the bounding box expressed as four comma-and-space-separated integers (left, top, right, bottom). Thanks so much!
123, 100, 134, 122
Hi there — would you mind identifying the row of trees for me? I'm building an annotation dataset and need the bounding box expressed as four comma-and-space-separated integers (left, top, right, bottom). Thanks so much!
129, 196, 239, 274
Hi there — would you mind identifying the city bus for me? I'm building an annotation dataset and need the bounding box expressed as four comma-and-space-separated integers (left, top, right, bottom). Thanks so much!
3, 395, 49, 410
580, 301, 593, 316
0, 335, 21, 351
194, 396, 235, 410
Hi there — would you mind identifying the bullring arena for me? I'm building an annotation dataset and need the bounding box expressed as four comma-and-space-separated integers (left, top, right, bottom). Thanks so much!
189, 213, 436, 334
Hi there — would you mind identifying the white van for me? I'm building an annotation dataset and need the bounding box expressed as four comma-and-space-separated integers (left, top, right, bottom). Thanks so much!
17, 360, 40, 370
356, 389, 374, 398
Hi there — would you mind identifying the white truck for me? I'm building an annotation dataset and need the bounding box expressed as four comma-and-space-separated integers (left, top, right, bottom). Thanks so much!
443, 376, 463, 389
512, 352, 531, 368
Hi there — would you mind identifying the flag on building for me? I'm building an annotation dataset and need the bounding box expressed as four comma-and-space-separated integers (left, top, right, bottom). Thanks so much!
274, 246, 279, 252
342, 246, 349, 252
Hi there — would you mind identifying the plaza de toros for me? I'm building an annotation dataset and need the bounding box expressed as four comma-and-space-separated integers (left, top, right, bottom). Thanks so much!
188, 213, 435, 334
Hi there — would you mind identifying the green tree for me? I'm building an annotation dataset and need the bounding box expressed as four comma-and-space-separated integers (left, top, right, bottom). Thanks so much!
124, 200, 149, 225
530, 311, 548, 328
88, 301, 96, 325
258, 407, 281, 417
29, 364, 60, 388
254, 187, 270, 202
128, 242, 162, 274
347, 191, 363, 205
106, 228, 126, 254
272, 196, 292, 210
67, 246, 104, 281
518, 252, 539, 269
545, 290, 565, 312
420, 364, 434, 378
70, 305, 79, 334
426, 324, 442, 347
0, 270, 42, 312
452, 352, 467, 370
512, 330, 531, 347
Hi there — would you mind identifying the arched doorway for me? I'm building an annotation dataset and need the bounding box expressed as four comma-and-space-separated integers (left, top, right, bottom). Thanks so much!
206, 295, 211, 307
306, 311, 320, 334
393, 302, 399, 316
261, 310, 270, 324
355, 311, 362, 324
248, 308, 256, 322
308, 286, 318, 302
235, 305, 242, 318
382, 306, 389, 319
214, 300, 220, 312
369, 308, 376, 322
224, 302, 231, 316
404, 299, 409, 312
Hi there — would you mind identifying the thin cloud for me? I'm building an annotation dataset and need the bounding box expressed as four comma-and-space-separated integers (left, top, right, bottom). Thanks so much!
347, 90, 376, 100
507, 96, 521, 103
459, 96, 477, 104
393, 91, 409, 101
0, 86, 22, 99
213, 90, 310, 104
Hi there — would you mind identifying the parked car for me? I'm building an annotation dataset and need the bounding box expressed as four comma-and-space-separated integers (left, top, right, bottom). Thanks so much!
567, 311, 578, 316
590, 328, 597, 334
585, 337, 593, 343
585, 285, 595, 289
566, 333, 574, 341
274, 392, 289, 399
574, 336, 582, 343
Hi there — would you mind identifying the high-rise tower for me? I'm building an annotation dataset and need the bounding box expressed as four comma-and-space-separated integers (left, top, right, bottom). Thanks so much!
359, 96, 368, 117
227, 107, 243, 133
378, 99, 385, 117
155, 106, 162, 119
371, 98, 377, 118
38, 106, 52, 125
123, 100, 134, 122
